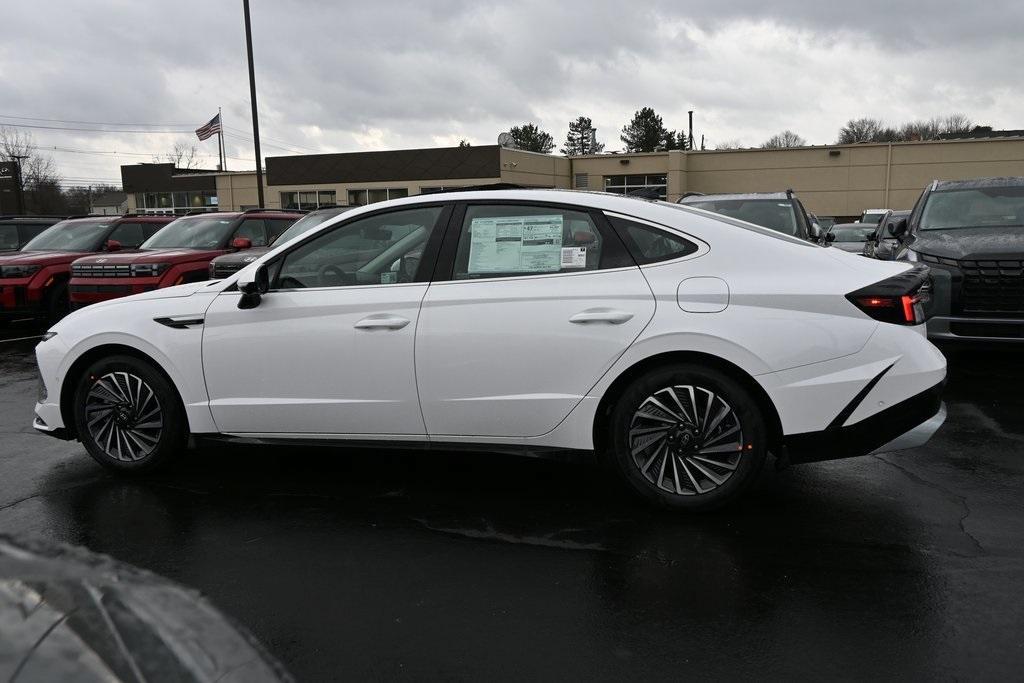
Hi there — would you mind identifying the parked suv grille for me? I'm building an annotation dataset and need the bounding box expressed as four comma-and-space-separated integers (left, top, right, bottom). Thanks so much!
958, 258, 1024, 315
72, 264, 132, 277
212, 262, 246, 278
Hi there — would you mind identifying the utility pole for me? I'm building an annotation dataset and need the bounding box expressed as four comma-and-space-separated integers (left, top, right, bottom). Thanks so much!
11, 155, 28, 214
242, 0, 264, 206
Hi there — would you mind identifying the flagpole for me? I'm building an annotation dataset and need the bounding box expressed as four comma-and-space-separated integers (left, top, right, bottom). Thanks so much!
218, 106, 227, 171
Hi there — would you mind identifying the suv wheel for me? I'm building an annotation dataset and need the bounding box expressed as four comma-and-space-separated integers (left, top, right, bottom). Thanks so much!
73, 355, 187, 471
607, 364, 767, 510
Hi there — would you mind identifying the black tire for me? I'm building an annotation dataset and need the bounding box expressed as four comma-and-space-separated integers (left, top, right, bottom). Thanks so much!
606, 363, 767, 511
44, 282, 70, 324
73, 354, 187, 472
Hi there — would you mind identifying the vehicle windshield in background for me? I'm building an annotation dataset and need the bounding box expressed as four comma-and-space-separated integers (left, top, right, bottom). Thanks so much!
920, 186, 1024, 230
860, 213, 886, 225
686, 199, 798, 236
141, 216, 236, 249
831, 225, 876, 242
274, 210, 348, 244
21, 219, 112, 251
0, 223, 19, 250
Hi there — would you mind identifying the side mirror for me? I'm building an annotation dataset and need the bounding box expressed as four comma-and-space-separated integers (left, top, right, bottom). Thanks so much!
891, 219, 908, 239
808, 223, 822, 240
231, 236, 253, 250
237, 263, 270, 309
105, 239, 122, 252
825, 232, 836, 243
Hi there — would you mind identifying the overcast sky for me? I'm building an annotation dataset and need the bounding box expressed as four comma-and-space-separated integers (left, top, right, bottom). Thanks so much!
1, 0, 1022, 187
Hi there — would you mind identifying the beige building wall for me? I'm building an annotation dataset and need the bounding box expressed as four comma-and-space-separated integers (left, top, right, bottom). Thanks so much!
203, 138, 1024, 217
499, 148, 571, 188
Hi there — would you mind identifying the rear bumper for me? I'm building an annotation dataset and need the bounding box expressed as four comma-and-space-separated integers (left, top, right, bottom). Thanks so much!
782, 380, 945, 464
927, 315, 1024, 343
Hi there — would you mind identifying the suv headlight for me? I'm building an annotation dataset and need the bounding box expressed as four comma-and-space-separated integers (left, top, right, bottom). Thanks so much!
0, 264, 41, 278
130, 263, 171, 277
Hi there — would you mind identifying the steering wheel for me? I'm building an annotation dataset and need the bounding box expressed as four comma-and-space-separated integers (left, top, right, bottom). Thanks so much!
317, 263, 353, 287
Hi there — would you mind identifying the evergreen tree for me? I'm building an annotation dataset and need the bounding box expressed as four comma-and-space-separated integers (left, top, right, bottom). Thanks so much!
620, 107, 670, 153
509, 123, 555, 153
561, 116, 605, 155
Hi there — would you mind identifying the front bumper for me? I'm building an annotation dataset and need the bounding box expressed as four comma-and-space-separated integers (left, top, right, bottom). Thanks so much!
927, 315, 1024, 343
0, 283, 44, 318
782, 380, 945, 464
69, 277, 160, 307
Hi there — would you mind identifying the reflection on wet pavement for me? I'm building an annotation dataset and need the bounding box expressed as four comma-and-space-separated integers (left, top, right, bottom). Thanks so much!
1, 323, 1022, 680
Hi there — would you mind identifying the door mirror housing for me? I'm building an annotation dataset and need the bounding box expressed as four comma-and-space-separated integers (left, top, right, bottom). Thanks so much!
105, 239, 122, 252
237, 263, 270, 309
890, 219, 908, 239
824, 232, 836, 243
231, 236, 253, 250
808, 222, 822, 240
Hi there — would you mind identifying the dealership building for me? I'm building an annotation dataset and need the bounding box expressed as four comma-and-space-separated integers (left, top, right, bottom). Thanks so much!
121, 135, 1024, 220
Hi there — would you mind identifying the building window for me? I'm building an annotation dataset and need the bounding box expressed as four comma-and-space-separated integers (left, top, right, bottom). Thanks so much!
603, 174, 667, 200
347, 188, 409, 206
280, 190, 338, 209
574, 174, 589, 189
420, 186, 462, 194
135, 190, 216, 214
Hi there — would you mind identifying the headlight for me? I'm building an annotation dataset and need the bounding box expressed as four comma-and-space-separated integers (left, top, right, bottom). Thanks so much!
0, 264, 41, 278
130, 263, 171, 277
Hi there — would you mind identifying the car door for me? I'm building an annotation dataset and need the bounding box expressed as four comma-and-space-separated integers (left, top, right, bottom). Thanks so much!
201, 204, 450, 435
415, 202, 655, 438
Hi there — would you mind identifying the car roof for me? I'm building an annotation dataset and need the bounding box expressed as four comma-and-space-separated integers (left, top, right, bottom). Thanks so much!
678, 192, 790, 202
932, 176, 1024, 191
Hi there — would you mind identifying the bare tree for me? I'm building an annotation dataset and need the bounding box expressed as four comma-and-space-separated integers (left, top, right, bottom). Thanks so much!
836, 118, 887, 144
156, 141, 200, 169
0, 126, 59, 188
939, 113, 974, 136
714, 139, 743, 150
761, 130, 806, 149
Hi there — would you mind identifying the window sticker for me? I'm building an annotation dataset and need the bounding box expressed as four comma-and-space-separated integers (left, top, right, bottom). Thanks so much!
467, 215, 564, 274
560, 246, 587, 268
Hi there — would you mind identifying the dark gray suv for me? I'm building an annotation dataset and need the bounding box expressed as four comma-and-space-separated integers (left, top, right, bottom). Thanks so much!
893, 177, 1024, 343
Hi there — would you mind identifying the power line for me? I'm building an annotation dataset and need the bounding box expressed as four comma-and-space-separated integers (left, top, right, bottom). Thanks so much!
0, 114, 196, 127
1, 122, 193, 134
29, 143, 252, 163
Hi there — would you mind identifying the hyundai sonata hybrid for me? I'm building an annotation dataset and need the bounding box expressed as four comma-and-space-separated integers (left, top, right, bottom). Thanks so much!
33, 190, 946, 510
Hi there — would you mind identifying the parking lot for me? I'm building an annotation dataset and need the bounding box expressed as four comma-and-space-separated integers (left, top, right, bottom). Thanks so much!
1, 321, 1022, 680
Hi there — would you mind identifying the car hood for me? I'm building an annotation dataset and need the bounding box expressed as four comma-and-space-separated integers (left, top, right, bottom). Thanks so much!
211, 247, 271, 265
910, 227, 1024, 260
73, 248, 228, 265
0, 249, 91, 266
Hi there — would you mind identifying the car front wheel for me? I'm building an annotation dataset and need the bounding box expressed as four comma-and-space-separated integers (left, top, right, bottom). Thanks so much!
608, 363, 767, 511
73, 355, 187, 471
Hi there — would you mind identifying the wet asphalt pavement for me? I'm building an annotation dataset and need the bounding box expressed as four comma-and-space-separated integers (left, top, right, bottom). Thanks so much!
1, 322, 1022, 681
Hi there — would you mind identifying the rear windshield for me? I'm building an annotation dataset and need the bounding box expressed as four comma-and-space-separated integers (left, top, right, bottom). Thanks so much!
683, 199, 799, 236
920, 186, 1024, 231
21, 219, 113, 251
0, 223, 19, 250
661, 202, 814, 247
831, 225, 875, 242
142, 216, 237, 249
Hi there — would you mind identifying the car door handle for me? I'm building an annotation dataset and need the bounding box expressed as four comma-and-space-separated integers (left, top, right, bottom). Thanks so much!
569, 308, 634, 325
354, 315, 411, 330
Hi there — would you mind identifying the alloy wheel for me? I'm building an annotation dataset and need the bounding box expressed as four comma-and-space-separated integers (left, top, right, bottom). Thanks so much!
628, 384, 745, 496
84, 371, 163, 461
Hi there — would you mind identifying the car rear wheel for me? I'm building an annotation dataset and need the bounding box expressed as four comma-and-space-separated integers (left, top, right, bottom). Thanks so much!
607, 364, 767, 511
73, 355, 187, 472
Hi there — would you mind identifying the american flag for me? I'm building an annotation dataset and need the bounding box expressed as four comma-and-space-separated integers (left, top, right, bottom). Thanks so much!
195, 113, 222, 141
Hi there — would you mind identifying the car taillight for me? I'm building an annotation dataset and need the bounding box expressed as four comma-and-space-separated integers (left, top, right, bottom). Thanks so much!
847, 265, 931, 326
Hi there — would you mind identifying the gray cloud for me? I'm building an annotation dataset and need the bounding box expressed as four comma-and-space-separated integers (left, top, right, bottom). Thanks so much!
0, 0, 1021, 183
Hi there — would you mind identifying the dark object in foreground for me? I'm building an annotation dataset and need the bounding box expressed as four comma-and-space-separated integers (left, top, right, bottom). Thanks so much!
0, 534, 289, 682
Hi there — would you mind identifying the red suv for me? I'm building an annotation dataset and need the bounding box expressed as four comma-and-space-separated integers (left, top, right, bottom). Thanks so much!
69, 209, 303, 308
0, 215, 173, 325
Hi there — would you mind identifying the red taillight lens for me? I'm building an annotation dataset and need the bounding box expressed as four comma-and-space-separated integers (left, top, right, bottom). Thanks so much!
847, 266, 930, 326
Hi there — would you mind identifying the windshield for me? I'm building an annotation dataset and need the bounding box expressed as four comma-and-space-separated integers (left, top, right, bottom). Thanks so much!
21, 219, 112, 252
685, 199, 799, 236
831, 225, 875, 242
142, 215, 237, 249
920, 186, 1024, 231
274, 208, 352, 245
860, 212, 886, 225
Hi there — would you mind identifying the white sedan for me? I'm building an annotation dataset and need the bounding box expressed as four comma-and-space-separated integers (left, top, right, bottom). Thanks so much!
33, 190, 946, 510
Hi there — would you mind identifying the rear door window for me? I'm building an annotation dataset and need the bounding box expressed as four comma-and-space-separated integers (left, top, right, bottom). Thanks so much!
267, 218, 296, 242
606, 216, 699, 264
0, 223, 18, 250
